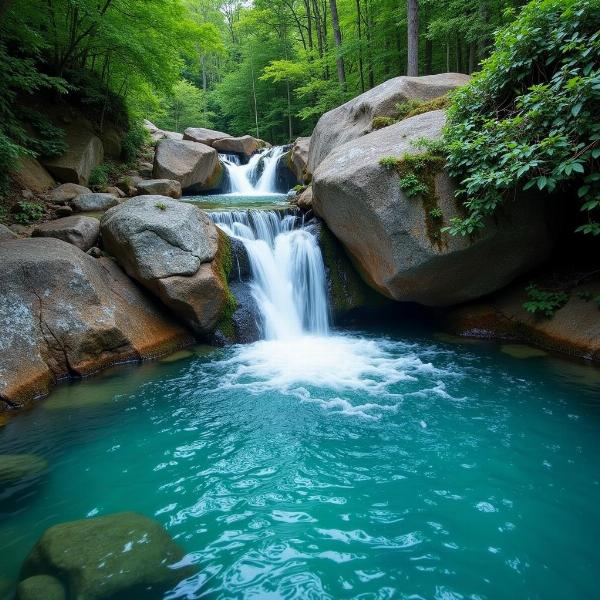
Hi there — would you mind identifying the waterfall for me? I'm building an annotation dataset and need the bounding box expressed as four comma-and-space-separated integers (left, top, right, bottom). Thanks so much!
212, 210, 330, 340
219, 147, 285, 195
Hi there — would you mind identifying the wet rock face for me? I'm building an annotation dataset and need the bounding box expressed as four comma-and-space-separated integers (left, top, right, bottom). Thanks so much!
289, 137, 311, 182
0, 237, 191, 408
32, 216, 100, 251
312, 110, 559, 307
307, 73, 470, 173
20, 512, 195, 600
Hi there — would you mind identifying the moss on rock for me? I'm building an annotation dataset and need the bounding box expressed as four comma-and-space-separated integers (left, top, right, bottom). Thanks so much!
213, 229, 238, 340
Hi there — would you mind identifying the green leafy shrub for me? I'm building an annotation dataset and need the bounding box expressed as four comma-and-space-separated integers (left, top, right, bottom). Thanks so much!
444, 0, 600, 237
122, 121, 151, 164
430, 207, 443, 220
14, 201, 44, 224
155, 201, 167, 211
399, 173, 429, 198
88, 165, 110, 190
523, 284, 569, 317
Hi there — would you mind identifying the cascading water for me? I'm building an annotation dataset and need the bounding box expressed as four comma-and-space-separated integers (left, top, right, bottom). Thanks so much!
220, 147, 285, 195
212, 209, 329, 340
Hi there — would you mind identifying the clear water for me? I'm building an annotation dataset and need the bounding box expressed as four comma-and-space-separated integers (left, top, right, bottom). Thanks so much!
1, 327, 600, 599
184, 194, 289, 211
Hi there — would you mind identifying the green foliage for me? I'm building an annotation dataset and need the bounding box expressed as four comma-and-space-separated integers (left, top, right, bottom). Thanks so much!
155, 201, 167, 211
372, 116, 397, 130
121, 122, 151, 165
89, 165, 110, 190
444, 0, 600, 237
379, 156, 399, 171
398, 173, 429, 198
430, 207, 444, 219
523, 284, 569, 317
14, 201, 44, 224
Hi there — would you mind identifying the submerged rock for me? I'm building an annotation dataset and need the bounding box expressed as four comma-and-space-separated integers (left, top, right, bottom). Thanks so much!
153, 139, 218, 192
32, 215, 100, 251
20, 512, 194, 600
17, 575, 65, 600
308, 73, 469, 172
313, 110, 558, 306
0, 454, 48, 486
101, 196, 228, 336
0, 238, 191, 408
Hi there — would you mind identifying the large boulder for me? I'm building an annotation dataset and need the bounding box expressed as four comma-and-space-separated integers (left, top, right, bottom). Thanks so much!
183, 127, 231, 146
308, 73, 470, 173
20, 512, 194, 600
99, 126, 122, 160
71, 193, 119, 212
10, 156, 55, 193
41, 119, 104, 186
312, 110, 558, 307
0, 238, 191, 408
32, 216, 100, 251
17, 575, 65, 600
136, 179, 182, 199
153, 139, 218, 192
101, 196, 227, 335
212, 135, 259, 159
288, 137, 311, 183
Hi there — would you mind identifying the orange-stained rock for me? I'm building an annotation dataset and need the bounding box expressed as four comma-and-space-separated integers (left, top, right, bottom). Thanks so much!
0, 238, 192, 410
444, 281, 600, 362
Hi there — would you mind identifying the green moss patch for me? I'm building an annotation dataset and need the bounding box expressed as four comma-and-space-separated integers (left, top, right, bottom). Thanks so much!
214, 229, 237, 339
371, 95, 450, 131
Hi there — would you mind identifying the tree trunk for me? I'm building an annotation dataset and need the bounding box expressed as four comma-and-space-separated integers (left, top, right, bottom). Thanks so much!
446, 41, 450, 72
406, 0, 419, 76
329, 0, 346, 88
355, 0, 365, 92
365, 0, 374, 87
468, 43, 475, 73
250, 52, 260, 138
304, 0, 314, 51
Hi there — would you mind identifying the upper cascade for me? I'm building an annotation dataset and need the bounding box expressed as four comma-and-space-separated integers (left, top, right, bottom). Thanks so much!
220, 146, 286, 195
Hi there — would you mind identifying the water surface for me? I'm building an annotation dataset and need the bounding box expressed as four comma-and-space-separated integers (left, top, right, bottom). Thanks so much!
1, 326, 599, 599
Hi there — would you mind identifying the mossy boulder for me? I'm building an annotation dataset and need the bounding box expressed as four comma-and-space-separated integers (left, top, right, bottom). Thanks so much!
313, 110, 558, 307
20, 512, 194, 600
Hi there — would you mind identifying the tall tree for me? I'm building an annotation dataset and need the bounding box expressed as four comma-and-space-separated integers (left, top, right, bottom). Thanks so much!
329, 0, 346, 88
407, 0, 419, 75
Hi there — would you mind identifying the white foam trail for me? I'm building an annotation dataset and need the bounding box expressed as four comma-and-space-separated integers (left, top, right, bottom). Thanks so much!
255, 146, 285, 193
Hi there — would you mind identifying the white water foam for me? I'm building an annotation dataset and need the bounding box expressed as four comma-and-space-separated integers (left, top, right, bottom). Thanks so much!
220, 147, 285, 196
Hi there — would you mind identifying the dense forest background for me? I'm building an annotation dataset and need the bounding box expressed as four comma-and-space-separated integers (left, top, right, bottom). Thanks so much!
1, 0, 526, 152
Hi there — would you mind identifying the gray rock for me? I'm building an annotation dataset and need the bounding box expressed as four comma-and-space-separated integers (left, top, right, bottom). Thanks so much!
138, 161, 154, 178
153, 139, 218, 192
313, 110, 557, 306
17, 575, 65, 600
41, 118, 104, 185
10, 156, 55, 193
101, 196, 218, 280
116, 176, 143, 197
72, 193, 119, 212
289, 137, 311, 182
136, 179, 182, 199
183, 127, 231, 146
0, 224, 17, 241
87, 246, 102, 258
49, 183, 91, 204
0, 454, 48, 486
20, 512, 194, 600
32, 216, 100, 251
308, 73, 470, 173
296, 185, 313, 211
55, 206, 74, 217
101, 197, 226, 336
212, 135, 259, 159
0, 238, 191, 407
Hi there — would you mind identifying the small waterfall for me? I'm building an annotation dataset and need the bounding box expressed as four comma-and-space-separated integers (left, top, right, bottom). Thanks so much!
212, 210, 330, 340
218, 147, 285, 195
